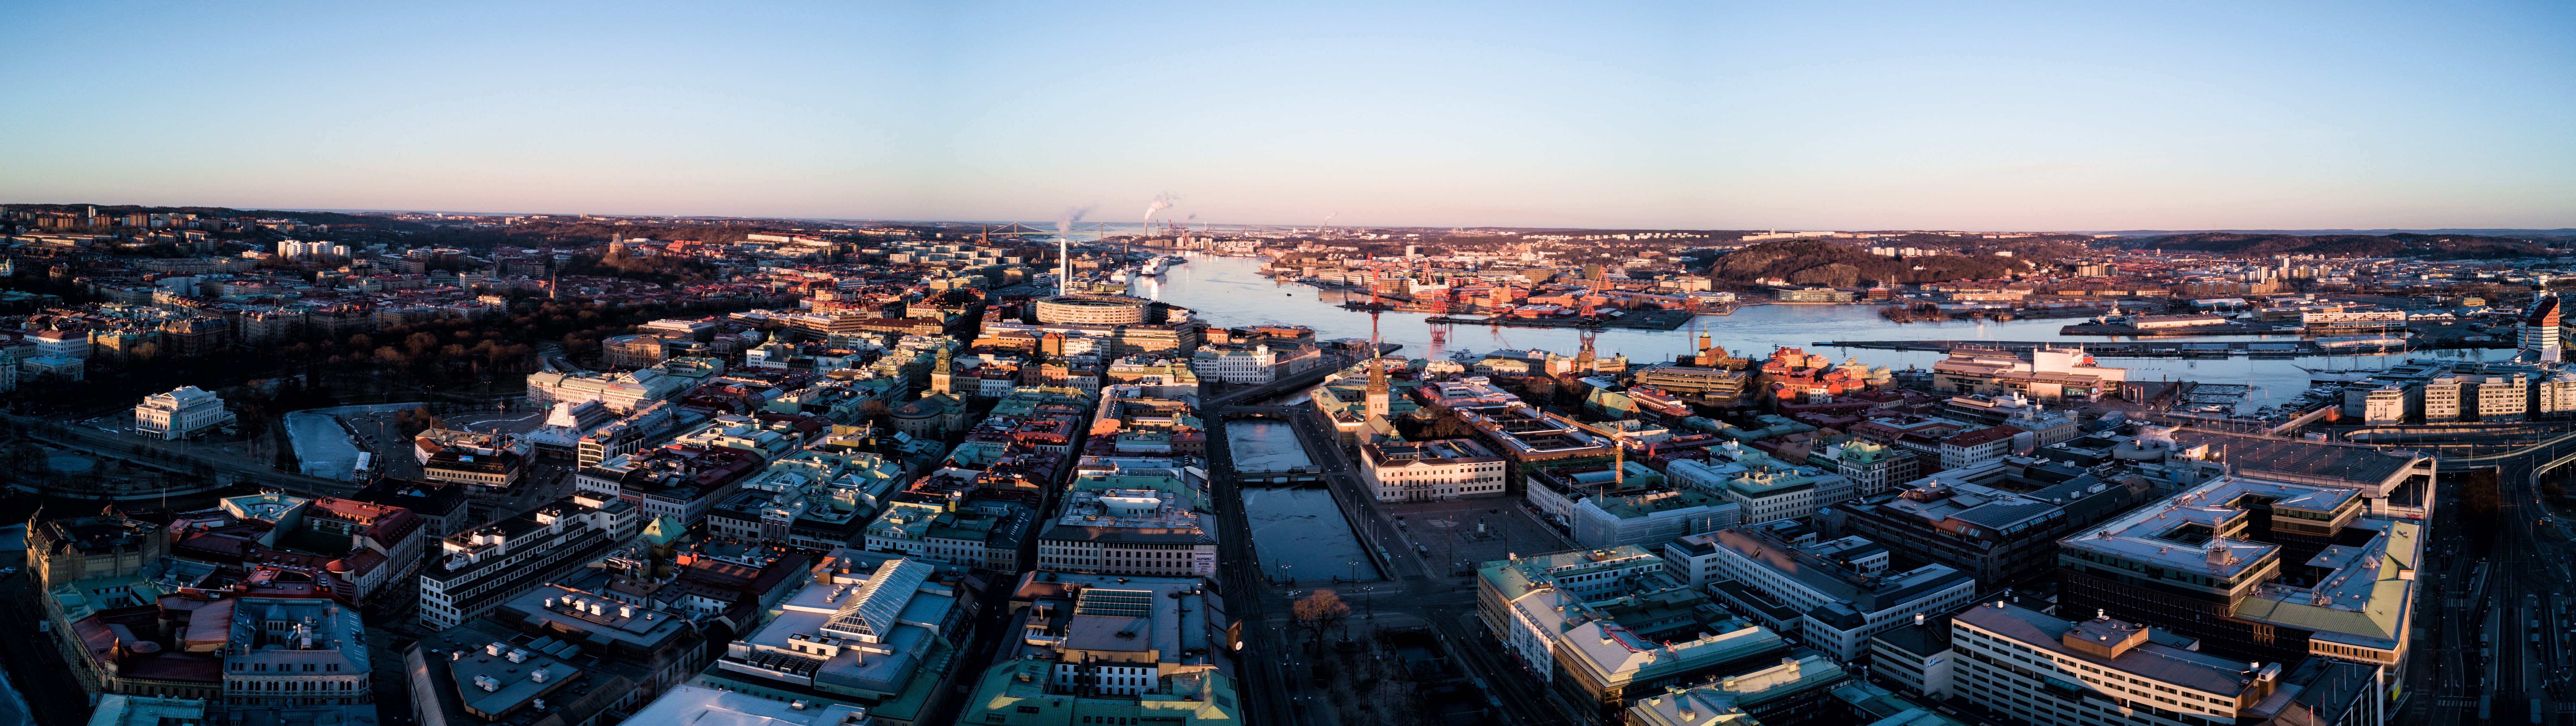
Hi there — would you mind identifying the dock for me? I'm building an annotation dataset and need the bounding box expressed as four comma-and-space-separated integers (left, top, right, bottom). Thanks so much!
1813, 339, 2489, 357
1426, 308, 1693, 331
2059, 323, 2303, 336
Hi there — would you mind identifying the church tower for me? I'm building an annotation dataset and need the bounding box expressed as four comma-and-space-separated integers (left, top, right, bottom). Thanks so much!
930, 340, 955, 395
1364, 313, 1390, 418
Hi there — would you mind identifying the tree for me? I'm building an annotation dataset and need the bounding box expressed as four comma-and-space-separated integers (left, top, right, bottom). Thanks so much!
1425, 415, 1475, 439
1291, 590, 1351, 648
6, 441, 43, 473
1522, 375, 1557, 401
858, 399, 892, 424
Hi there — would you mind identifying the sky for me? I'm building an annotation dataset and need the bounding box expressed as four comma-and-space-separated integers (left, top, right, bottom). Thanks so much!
3, 2, 2571, 231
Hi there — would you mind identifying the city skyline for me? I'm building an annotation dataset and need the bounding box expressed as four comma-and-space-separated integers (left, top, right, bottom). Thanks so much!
4, 2, 2571, 230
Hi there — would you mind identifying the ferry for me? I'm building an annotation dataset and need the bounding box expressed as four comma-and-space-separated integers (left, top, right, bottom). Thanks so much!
1140, 255, 1188, 276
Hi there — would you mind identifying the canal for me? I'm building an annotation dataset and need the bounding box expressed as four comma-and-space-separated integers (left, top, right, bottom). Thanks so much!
1242, 487, 1384, 585
1224, 420, 1314, 475
1142, 253, 2512, 409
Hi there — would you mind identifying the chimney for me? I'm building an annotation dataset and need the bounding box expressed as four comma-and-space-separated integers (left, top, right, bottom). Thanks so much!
1913, 613, 1925, 626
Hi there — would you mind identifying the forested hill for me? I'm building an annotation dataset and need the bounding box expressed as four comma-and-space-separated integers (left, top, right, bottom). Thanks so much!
1708, 240, 2032, 288
2130, 232, 2549, 259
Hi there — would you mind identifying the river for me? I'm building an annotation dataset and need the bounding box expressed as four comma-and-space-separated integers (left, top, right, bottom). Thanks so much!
1140, 253, 2508, 409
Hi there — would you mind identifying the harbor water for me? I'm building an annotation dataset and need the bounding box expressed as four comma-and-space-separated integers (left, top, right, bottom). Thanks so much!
1142, 253, 2510, 409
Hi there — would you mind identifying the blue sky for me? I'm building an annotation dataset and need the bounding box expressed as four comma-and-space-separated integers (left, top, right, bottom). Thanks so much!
3, 2, 2569, 230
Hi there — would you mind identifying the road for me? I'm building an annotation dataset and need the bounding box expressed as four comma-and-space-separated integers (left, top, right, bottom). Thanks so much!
10, 413, 363, 498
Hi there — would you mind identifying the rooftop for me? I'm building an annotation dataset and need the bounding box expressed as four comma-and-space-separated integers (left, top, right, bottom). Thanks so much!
617, 684, 874, 726
1954, 601, 2263, 700
1697, 529, 1973, 616
2058, 475, 2364, 578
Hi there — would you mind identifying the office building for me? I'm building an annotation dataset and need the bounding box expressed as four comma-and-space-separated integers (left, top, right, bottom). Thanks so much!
1478, 546, 1779, 718
1822, 441, 1914, 499
576, 444, 761, 525
2055, 475, 2420, 671
696, 557, 978, 726
407, 584, 706, 725
418, 494, 639, 630
618, 684, 875, 726
1031, 489, 1215, 578
956, 571, 1242, 725
1033, 294, 1149, 325
1821, 462, 2151, 588
2525, 294, 2561, 362
1668, 460, 1819, 525
2168, 430, 2436, 519
1866, 614, 1955, 700
864, 498, 1038, 573
1623, 654, 1851, 726
1950, 601, 2279, 726
219, 598, 373, 707
1671, 528, 1977, 661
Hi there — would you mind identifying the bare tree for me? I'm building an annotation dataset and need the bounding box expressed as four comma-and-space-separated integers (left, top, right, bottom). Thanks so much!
1292, 590, 1351, 648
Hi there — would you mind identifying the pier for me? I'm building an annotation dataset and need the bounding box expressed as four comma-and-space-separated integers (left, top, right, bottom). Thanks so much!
1423, 308, 1693, 331
1814, 339, 2487, 357
2059, 322, 2301, 336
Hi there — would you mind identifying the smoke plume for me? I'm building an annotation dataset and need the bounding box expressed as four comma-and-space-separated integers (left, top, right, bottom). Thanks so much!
1055, 205, 1095, 235
1143, 193, 1178, 228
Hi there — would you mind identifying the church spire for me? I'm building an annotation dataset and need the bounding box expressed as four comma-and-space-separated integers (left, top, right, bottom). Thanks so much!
1365, 310, 1389, 418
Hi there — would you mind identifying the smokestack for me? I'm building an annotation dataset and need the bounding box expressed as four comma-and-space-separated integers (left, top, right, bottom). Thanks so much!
1138, 193, 1177, 258
1143, 193, 1176, 230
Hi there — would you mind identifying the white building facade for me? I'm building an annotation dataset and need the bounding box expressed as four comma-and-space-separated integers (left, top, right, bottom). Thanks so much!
134, 386, 234, 440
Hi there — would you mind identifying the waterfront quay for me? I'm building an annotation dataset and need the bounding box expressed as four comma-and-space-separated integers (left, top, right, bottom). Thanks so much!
1820, 337, 2492, 357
